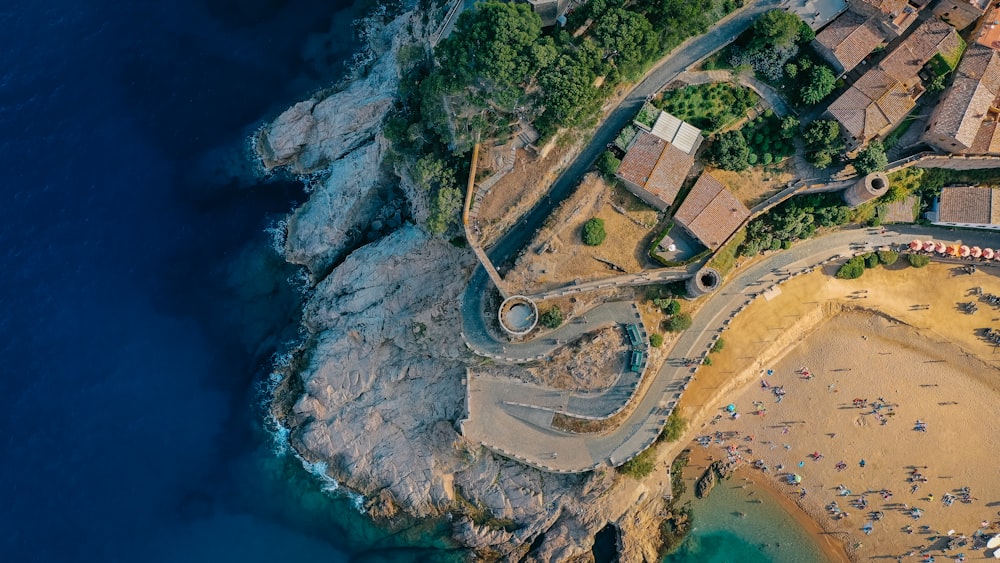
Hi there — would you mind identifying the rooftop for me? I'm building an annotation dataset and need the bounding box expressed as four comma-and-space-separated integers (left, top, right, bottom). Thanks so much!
616, 132, 694, 207
673, 172, 750, 250
815, 11, 887, 73
879, 18, 964, 84
827, 68, 918, 141
977, 6, 1000, 50
926, 45, 1000, 148
649, 110, 702, 154
936, 185, 999, 223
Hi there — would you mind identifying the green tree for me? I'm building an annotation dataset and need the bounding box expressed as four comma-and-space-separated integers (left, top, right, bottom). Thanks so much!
596, 150, 621, 179
665, 313, 692, 332
593, 8, 659, 78
854, 140, 889, 175
926, 73, 947, 93
540, 306, 564, 328
864, 252, 879, 268
800, 65, 836, 105
877, 250, 899, 265
780, 115, 800, 138
650, 333, 664, 347
750, 9, 805, 50
803, 119, 843, 168
582, 217, 607, 246
907, 253, 930, 268
710, 130, 751, 171
660, 408, 687, 442
537, 50, 600, 132
710, 338, 725, 353
427, 187, 464, 234
836, 256, 865, 279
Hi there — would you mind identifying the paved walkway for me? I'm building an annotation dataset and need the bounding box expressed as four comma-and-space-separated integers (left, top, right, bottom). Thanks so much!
460, 225, 1000, 473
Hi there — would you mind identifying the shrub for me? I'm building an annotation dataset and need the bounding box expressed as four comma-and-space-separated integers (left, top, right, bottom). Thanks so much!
907, 253, 930, 268
582, 217, 606, 246
711, 338, 725, 353
864, 252, 879, 268
703, 356, 713, 366
710, 130, 751, 171
619, 447, 656, 479
596, 151, 621, 179
654, 298, 681, 315
650, 333, 664, 347
665, 313, 693, 332
540, 306, 564, 328
877, 250, 899, 266
836, 256, 865, 279
660, 408, 687, 442
854, 140, 888, 175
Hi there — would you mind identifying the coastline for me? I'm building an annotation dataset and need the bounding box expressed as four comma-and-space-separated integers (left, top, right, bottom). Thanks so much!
677, 262, 1000, 562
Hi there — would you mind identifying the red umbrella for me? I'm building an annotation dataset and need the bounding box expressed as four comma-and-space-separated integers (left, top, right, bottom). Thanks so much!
909, 240, 923, 251
984, 248, 995, 260
924, 241, 936, 252
960, 245, 971, 257
936, 242, 948, 254
971, 246, 982, 258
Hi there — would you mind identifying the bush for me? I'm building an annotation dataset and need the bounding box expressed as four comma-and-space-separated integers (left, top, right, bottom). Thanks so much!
877, 250, 899, 266
864, 252, 879, 268
703, 356, 713, 366
836, 256, 865, 279
650, 333, 664, 347
582, 217, 606, 246
660, 408, 687, 442
710, 130, 751, 171
710, 338, 725, 353
540, 306, 564, 328
907, 253, 930, 268
653, 298, 681, 315
619, 448, 656, 479
853, 140, 888, 175
665, 313, 693, 332
596, 150, 621, 179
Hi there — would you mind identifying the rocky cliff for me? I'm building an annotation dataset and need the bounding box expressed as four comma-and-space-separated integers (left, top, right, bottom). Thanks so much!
261, 3, 678, 561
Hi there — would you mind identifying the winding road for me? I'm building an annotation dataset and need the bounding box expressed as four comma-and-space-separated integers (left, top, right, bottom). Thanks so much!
461, 225, 1000, 473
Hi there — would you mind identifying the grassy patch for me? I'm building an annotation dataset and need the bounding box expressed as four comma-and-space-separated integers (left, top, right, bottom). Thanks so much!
936, 35, 966, 71
619, 446, 657, 479
655, 83, 758, 133
707, 227, 746, 276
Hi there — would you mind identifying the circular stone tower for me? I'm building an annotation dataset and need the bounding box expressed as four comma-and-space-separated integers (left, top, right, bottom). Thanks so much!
842, 172, 889, 207
687, 267, 721, 298
498, 295, 538, 337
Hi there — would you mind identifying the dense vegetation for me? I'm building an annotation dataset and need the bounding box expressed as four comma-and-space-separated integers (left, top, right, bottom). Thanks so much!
655, 83, 758, 132
739, 110, 797, 166
659, 408, 687, 442
739, 193, 851, 256
540, 305, 564, 328
853, 140, 888, 175
582, 217, 607, 246
708, 130, 752, 171
802, 119, 843, 169
386, 0, 745, 235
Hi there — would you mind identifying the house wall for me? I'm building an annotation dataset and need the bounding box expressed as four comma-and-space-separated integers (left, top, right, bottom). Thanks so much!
921, 128, 972, 153
813, 40, 848, 75
931, 220, 1000, 230
621, 179, 669, 211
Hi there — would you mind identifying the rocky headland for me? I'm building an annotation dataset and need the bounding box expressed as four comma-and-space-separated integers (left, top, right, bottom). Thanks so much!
258, 3, 682, 561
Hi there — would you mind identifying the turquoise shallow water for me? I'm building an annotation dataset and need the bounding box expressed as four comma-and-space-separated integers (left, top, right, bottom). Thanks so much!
664, 476, 832, 563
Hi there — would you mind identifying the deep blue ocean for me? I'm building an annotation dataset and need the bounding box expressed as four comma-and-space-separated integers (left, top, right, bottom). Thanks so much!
0, 1, 457, 561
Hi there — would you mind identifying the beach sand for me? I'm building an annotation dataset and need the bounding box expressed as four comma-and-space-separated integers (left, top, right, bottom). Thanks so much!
675, 262, 1000, 561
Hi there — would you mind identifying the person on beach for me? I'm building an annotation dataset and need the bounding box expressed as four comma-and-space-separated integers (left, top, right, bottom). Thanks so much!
860, 459, 866, 467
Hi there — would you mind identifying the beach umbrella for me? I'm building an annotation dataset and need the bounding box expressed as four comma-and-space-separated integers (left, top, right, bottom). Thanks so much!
910, 240, 923, 251
960, 245, 971, 257
793, 474, 802, 484
972, 246, 982, 258
984, 248, 995, 260
993, 547, 1000, 559
924, 241, 936, 252
988, 534, 1000, 549
935, 242, 948, 254
949, 243, 961, 256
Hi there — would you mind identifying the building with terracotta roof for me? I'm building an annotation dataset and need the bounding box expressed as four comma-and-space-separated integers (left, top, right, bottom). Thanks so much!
934, 0, 990, 30
826, 19, 964, 148
814, 11, 888, 75
672, 172, 750, 250
615, 131, 695, 211
847, 0, 920, 36
922, 44, 1000, 153
974, 5, 1000, 50
826, 69, 919, 148
930, 185, 1000, 229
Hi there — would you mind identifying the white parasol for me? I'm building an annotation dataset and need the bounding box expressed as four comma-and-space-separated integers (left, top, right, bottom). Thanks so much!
988, 534, 1000, 549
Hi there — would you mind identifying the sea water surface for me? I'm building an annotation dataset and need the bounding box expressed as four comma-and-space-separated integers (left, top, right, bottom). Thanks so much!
1, 2, 827, 562
0, 1, 459, 561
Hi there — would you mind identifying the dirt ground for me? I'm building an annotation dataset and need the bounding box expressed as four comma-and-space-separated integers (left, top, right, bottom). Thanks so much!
526, 327, 628, 392
504, 173, 660, 295
708, 160, 795, 208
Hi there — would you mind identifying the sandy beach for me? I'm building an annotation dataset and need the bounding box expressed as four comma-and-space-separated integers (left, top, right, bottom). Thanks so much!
680, 260, 1000, 562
